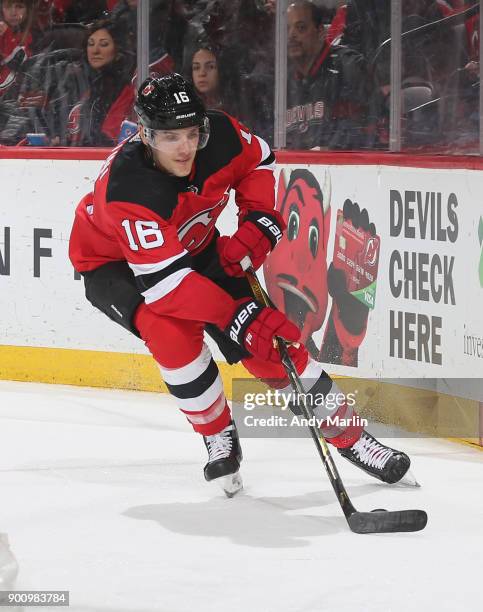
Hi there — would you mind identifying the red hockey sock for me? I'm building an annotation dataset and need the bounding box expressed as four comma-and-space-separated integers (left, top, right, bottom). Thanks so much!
181, 397, 232, 435
322, 403, 364, 449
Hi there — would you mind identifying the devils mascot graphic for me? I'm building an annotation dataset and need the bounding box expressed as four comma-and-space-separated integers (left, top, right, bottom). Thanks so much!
263, 168, 379, 367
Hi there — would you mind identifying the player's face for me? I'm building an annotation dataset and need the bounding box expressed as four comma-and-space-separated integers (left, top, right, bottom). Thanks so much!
192, 49, 219, 96
143, 126, 200, 177
87, 29, 116, 70
2, 1, 28, 28
287, 5, 323, 63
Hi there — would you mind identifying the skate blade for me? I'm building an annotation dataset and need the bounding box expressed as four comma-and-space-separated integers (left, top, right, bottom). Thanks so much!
393, 469, 421, 488
219, 471, 243, 498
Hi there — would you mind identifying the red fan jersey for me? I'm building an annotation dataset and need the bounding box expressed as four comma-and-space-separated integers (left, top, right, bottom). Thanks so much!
0, 25, 31, 97
69, 111, 276, 328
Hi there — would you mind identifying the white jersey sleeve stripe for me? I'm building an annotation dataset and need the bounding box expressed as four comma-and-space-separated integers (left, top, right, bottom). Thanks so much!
255, 134, 272, 165
253, 160, 276, 172
141, 268, 192, 303
128, 250, 189, 277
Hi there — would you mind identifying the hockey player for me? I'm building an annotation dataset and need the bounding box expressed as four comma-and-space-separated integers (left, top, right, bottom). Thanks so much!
69, 73, 410, 496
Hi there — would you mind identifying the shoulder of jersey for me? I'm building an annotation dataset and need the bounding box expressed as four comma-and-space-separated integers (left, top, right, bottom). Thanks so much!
199, 110, 244, 171
105, 141, 181, 220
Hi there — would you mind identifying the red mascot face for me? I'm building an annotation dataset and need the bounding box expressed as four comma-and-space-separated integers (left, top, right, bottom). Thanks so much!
263, 168, 331, 344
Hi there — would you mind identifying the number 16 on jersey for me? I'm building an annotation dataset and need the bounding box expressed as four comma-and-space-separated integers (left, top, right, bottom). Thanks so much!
121, 219, 165, 251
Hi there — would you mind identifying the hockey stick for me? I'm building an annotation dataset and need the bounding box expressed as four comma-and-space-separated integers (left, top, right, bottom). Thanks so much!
241, 258, 427, 534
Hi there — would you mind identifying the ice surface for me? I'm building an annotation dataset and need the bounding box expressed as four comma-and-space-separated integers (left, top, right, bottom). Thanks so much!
0, 380, 481, 612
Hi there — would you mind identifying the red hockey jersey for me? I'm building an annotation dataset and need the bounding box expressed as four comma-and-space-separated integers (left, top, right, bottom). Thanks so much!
0, 25, 31, 97
69, 111, 276, 328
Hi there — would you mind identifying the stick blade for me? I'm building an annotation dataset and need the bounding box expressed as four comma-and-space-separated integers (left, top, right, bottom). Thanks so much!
348, 509, 428, 534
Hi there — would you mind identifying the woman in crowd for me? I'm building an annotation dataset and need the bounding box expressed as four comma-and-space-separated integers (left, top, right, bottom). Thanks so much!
57, 18, 135, 146
1, 17, 136, 145
189, 41, 243, 120
190, 44, 223, 110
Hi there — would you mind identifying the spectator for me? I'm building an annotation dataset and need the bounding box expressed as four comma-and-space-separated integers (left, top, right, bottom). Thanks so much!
31, 1, 89, 55
190, 44, 224, 110
436, 0, 480, 150
286, 0, 369, 150
108, 0, 137, 73
0, 0, 35, 99
34, 1, 69, 29
343, 1, 460, 83
341, 0, 389, 92
34, 18, 135, 146
156, 0, 202, 72
110, 0, 174, 85
157, 2, 237, 77
463, 4, 479, 64
402, 1, 458, 86
67, 18, 135, 145
109, 0, 137, 49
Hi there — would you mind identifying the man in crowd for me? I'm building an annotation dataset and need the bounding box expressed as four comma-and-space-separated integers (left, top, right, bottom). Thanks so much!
286, 0, 369, 150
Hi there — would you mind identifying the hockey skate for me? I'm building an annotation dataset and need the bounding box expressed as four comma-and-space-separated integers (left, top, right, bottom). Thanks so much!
203, 421, 243, 497
337, 430, 411, 485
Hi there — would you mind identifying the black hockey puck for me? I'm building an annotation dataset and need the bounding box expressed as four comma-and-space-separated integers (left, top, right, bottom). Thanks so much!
371, 509, 387, 512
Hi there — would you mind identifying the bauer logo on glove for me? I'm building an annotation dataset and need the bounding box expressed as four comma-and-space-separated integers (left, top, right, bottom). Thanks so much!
256, 215, 283, 244
225, 298, 300, 362
228, 301, 260, 343
218, 209, 286, 277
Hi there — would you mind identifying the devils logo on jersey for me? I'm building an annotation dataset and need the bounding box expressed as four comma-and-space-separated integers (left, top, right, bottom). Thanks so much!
67, 102, 83, 135
177, 188, 230, 251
